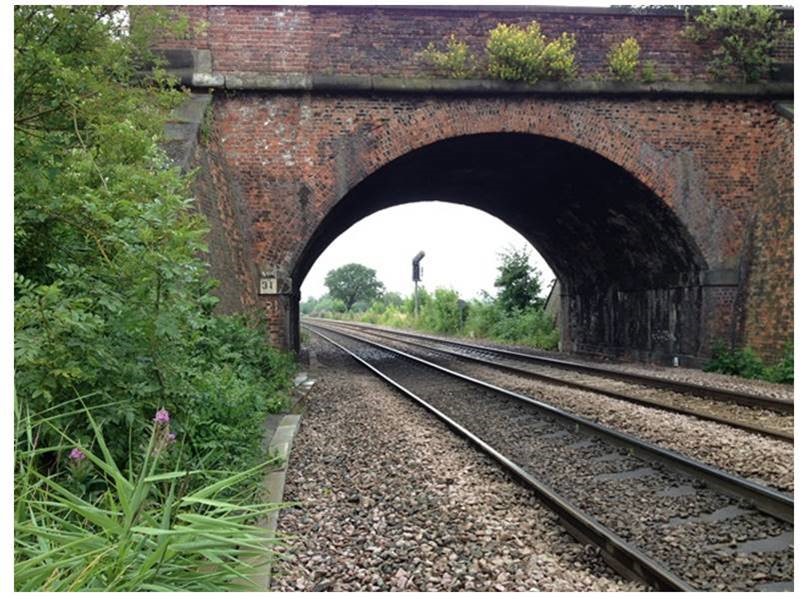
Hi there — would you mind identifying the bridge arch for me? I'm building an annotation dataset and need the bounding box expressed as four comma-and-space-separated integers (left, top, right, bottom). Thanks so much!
293, 128, 708, 363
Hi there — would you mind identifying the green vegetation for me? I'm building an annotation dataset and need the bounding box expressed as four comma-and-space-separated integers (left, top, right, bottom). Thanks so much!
419, 34, 478, 78
308, 248, 559, 350
486, 22, 577, 83
704, 341, 793, 384
641, 60, 657, 83
14, 6, 294, 590
607, 37, 641, 81
15, 402, 279, 591
324, 263, 385, 311
419, 20, 577, 83
683, 5, 791, 82
420, 7, 789, 84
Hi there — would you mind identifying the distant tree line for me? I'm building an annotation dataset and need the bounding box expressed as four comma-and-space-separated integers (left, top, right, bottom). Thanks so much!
303, 248, 559, 349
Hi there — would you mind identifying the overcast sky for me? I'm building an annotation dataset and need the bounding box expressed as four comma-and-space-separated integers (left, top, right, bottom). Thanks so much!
300, 201, 555, 301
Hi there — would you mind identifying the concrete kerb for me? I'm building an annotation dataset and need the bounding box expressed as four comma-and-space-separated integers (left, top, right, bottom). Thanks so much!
250, 372, 315, 590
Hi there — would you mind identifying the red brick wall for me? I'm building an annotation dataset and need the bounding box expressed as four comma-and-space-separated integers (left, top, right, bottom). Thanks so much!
191, 127, 258, 314
159, 5, 793, 360
155, 5, 792, 81
212, 93, 779, 270
741, 113, 794, 359
203, 91, 792, 358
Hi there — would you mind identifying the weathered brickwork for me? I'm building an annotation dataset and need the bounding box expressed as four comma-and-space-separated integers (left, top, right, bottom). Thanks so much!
191, 132, 258, 314
156, 6, 793, 364
198, 91, 792, 362
740, 115, 794, 359
155, 5, 792, 81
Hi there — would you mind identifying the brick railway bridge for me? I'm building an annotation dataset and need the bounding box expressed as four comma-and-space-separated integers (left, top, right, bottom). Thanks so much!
155, 5, 793, 366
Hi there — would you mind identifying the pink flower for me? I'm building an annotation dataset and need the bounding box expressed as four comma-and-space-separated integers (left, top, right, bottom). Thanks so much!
69, 447, 86, 462
167, 432, 177, 444
153, 408, 170, 424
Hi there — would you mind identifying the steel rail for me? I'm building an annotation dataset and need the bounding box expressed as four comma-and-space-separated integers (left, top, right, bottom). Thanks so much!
304, 321, 794, 526
308, 318, 793, 414
305, 324, 696, 591
315, 320, 793, 443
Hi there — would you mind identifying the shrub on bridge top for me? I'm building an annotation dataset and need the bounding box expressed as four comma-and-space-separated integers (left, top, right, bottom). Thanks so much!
682, 5, 791, 83
419, 33, 479, 78
607, 37, 641, 81
486, 21, 577, 83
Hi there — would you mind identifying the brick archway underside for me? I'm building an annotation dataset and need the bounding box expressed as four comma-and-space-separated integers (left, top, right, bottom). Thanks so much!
294, 133, 708, 363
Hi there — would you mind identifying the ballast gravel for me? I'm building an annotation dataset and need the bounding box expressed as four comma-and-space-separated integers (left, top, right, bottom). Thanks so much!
316, 330, 793, 591
349, 329, 793, 492
330, 320, 794, 402
270, 336, 643, 592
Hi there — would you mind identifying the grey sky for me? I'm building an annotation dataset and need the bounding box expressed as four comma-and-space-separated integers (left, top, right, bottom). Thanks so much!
300, 201, 555, 301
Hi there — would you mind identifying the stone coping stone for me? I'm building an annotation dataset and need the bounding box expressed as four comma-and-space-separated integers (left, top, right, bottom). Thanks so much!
190, 72, 793, 98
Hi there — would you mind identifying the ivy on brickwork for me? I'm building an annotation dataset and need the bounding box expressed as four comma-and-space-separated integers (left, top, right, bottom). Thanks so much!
199, 92, 215, 146
683, 5, 791, 83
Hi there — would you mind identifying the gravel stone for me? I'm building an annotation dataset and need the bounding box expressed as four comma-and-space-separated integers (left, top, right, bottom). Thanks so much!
337, 320, 793, 402
271, 335, 643, 592
310, 326, 793, 591
347, 326, 793, 492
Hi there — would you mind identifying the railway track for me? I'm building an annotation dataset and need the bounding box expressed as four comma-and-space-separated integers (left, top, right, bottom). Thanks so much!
306, 318, 793, 442
303, 321, 794, 592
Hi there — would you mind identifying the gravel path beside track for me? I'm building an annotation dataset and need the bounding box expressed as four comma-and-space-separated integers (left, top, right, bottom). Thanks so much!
271, 336, 643, 592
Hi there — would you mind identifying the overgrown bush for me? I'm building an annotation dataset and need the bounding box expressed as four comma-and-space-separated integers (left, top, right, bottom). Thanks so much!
486, 21, 577, 83
420, 34, 478, 78
463, 300, 559, 349
683, 5, 791, 82
704, 341, 793, 384
765, 343, 794, 384
607, 37, 641, 81
420, 288, 463, 334
15, 8, 295, 590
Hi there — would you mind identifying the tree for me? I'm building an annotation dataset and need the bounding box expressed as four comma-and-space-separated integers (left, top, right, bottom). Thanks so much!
494, 247, 542, 313
324, 263, 384, 311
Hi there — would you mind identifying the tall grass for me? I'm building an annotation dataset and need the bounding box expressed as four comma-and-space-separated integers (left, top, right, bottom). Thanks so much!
15, 398, 283, 591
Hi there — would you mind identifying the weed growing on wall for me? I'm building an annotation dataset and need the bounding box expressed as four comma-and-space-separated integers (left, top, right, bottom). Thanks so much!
607, 37, 641, 81
419, 33, 478, 78
486, 22, 577, 83
683, 5, 790, 82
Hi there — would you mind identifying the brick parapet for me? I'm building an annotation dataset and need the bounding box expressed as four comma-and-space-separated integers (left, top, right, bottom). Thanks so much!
154, 5, 793, 82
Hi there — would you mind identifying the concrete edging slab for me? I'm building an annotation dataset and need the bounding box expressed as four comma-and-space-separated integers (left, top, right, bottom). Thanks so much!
250, 373, 315, 590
